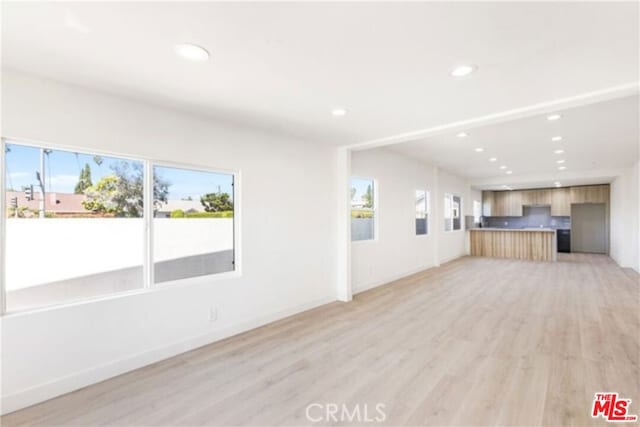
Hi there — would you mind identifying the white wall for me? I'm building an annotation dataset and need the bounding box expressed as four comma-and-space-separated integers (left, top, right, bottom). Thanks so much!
610, 161, 640, 272
350, 148, 437, 292
436, 169, 476, 264
350, 148, 473, 292
0, 72, 338, 413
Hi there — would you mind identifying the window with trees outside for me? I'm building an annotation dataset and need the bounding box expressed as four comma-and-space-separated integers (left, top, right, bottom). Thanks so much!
444, 193, 461, 232
351, 177, 375, 241
1, 140, 236, 313
415, 190, 428, 235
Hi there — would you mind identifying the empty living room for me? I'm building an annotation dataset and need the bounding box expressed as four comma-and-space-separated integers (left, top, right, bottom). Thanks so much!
1, 2, 639, 426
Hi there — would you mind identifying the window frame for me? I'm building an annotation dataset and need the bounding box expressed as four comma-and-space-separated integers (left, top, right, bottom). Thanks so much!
414, 189, 430, 237
350, 176, 378, 243
0, 137, 241, 315
444, 193, 463, 233
472, 200, 482, 225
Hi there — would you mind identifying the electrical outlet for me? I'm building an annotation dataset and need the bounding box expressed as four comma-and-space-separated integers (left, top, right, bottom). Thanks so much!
209, 307, 218, 322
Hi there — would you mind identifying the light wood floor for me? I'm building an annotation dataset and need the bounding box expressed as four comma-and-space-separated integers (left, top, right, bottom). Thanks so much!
3, 254, 639, 426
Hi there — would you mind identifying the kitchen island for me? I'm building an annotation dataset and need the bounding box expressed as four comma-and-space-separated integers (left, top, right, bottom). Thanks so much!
469, 228, 557, 262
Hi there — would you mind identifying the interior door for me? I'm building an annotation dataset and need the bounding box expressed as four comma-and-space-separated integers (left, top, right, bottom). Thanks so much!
571, 203, 607, 254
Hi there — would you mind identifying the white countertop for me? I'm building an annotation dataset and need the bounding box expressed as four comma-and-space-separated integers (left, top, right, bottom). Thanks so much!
469, 227, 557, 232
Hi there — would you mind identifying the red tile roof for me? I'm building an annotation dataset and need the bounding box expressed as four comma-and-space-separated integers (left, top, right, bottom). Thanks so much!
6, 191, 87, 213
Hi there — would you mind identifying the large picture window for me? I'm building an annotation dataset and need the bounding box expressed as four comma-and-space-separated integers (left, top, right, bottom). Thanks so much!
351, 177, 375, 241
1, 140, 237, 313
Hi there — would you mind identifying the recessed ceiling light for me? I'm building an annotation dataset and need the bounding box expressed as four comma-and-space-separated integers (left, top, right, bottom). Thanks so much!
554, 149, 565, 154
457, 132, 468, 138
554, 181, 561, 187
474, 148, 484, 152
556, 159, 565, 164
547, 114, 562, 121
551, 136, 563, 142
499, 165, 507, 170
558, 166, 567, 170
175, 43, 210, 62
331, 108, 347, 117
450, 64, 477, 78
505, 170, 513, 175
489, 157, 497, 162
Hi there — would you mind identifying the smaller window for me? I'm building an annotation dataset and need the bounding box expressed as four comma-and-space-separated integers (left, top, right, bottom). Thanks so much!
415, 190, 429, 235
473, 200, 482, 225
351, 177, 375, 241
444, 194, 462, 231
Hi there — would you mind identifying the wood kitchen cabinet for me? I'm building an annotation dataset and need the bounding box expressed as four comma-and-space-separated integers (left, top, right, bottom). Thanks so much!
507, 191, 523, 216
493, 192, 507, 216
521, 190, 535, 206
570, 185, 609, 204
482, 191, 494, 216
551, 187, 571, 216
493, 191, 523, 216
482, 185, 609, 218
522, 189, 552, 206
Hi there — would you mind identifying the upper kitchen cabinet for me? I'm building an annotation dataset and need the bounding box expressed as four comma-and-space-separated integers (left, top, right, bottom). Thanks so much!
482, 191, 495, 216
551, 187, 571, 216
482, 185, 609, 218
521, 190, 534, 206
493, 191, 523, 216
570, 185, 610, 204
522, 189, 552, 206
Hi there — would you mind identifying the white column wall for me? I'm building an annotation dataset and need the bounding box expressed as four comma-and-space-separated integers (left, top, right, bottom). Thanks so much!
610, 161, 640, 272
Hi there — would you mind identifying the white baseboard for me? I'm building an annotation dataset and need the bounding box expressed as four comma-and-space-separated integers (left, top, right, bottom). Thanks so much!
610, 253, 640, 274
1, 295, 335, 415
353, 263, 438, 294
438, 253, 466, 265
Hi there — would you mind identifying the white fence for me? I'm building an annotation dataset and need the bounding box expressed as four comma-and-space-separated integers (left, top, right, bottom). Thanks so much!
5, 218, 233, 290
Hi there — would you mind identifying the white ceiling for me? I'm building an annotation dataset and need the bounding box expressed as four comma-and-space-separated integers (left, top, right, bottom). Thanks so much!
389, 95, 639, 187
2, 2, 639, 146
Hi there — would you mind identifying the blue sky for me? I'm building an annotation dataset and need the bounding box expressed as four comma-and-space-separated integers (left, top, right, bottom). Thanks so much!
4, 143, 233, 200
351, 177, 374, 204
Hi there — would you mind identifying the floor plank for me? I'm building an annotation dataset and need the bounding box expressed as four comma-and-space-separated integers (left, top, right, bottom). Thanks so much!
2, 254, 639, 426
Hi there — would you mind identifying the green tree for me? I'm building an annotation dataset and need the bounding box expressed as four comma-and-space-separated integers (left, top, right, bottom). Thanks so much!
74, 163, 93, 194
350, 187, 356, 201
362, 184, 373, 208
200, 192, 233, 212
82, 175, 120, 214
82, 161, 169, 217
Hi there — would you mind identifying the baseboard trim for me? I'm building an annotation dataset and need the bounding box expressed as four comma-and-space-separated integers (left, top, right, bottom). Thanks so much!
438, 253, 466, 265
1, 295, 336, 415
353, 263, 438, 294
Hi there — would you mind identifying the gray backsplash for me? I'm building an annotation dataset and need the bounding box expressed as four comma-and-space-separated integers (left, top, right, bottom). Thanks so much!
483, 206, 571, 229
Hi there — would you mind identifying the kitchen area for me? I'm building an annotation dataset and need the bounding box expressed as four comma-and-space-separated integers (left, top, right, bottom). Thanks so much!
470, 184, 609, 261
